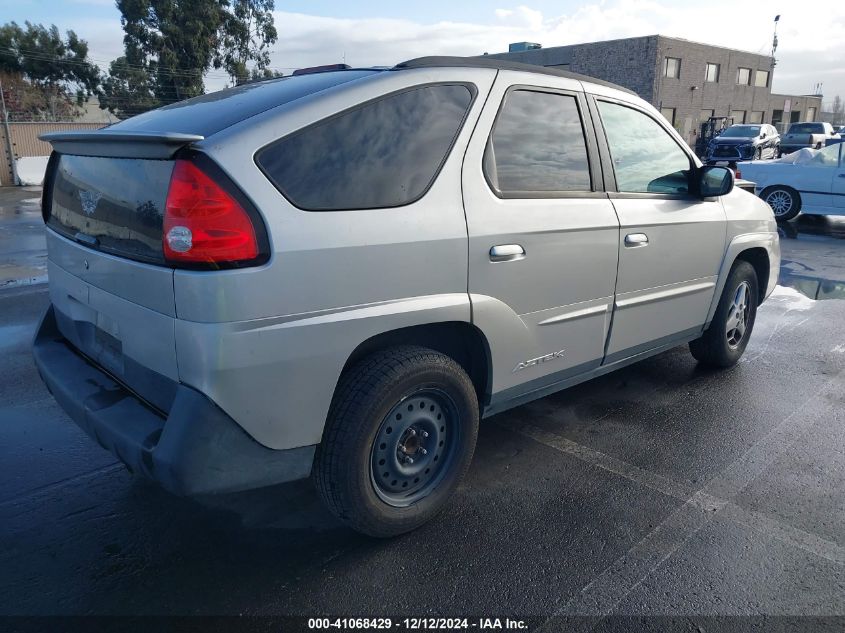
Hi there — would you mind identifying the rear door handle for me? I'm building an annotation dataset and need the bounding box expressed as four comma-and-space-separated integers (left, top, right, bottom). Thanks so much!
838, 173, 845, 178
624, 233, 649, 247
489, 244, 525, 262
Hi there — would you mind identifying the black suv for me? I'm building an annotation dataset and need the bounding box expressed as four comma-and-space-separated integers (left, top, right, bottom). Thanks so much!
706, 124, 780, 163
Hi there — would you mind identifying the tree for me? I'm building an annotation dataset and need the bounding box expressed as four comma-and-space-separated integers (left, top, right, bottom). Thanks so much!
216, 0, 277, 86
0, 21, 99, 120
100, 0, 279, 119
98, 56, 160, 119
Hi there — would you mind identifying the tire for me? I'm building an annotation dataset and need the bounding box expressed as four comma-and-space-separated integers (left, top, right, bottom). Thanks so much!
762, 186, 801, 221
314, 345, 479, 537
689, 261, 759, 368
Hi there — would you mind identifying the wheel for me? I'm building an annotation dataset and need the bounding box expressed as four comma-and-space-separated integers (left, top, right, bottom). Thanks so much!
314, 345, 479, 537
689, 261, 759, 368
762, 186, 801, 221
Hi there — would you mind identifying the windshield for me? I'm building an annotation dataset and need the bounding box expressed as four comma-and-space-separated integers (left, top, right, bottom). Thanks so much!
720, 125, 760, 138
788, 123, 824, 134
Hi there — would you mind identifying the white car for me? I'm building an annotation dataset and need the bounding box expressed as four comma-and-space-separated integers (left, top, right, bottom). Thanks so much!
738, 144, 845, 220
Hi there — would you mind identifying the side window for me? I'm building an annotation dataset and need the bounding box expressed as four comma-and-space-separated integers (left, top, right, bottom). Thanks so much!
484, 89, 591, 194
256, 84, 474, 210
597, 100, 692, 195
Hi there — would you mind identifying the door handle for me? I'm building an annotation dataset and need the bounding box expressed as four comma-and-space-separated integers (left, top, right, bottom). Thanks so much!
838, 173, 845, 178
624, 233, 649, 247
489, 244, 526, 262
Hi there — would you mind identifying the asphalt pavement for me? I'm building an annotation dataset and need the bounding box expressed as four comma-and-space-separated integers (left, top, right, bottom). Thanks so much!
0, 188, 843, 629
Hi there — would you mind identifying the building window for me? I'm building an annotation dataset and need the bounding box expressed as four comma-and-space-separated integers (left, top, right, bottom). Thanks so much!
730, 110, 746, 124
705, 63, 720, 83
748, 111, 764, 124
664, 57, 681, 78
754, 70, 769, 88
806, 107, 817, 122
660, 107, 676, 125
736, 67, 751, 85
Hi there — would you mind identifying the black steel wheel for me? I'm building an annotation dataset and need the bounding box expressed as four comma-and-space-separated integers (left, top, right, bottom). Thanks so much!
314, 346, 479, 537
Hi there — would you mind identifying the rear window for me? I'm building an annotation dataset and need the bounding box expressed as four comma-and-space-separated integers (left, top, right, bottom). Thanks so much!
107, 71, 379, 137
256, 83, 475, 210
46, 155, 173, 264
788, 123, 824, 134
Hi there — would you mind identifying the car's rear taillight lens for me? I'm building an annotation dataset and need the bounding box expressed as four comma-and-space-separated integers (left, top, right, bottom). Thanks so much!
734, 166, 742, 179
163, 159, 259, 265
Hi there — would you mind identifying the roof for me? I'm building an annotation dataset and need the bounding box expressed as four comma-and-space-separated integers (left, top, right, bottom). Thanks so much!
394, 56, 636, 95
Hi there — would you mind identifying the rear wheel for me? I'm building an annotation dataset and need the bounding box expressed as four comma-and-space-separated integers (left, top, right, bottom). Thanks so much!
314, 346, 479, 537
762, 186, 801, 221
690, 261, 759, 368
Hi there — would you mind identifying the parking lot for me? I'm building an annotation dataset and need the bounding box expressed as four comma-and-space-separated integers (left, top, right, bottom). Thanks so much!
1, 186, 843, 628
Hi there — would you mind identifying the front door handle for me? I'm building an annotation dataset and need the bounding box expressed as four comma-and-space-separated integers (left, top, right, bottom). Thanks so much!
624, 233, 649, 247
838, 173, 845, 178
489, 244, 526, 262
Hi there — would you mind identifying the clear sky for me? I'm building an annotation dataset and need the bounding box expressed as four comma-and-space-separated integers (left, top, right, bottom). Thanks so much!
2, 0, 843, 103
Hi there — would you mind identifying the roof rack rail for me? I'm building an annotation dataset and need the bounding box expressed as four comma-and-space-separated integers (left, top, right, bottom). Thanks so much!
393, 56, 636, 95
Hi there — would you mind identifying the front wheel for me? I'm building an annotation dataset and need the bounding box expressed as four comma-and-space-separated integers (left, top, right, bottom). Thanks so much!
689, 261, 759, 368
762, 186, 801, 221
314, 346, 479, 537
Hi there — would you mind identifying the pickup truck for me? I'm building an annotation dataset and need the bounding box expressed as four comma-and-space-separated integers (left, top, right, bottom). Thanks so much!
779, 122, 840, 155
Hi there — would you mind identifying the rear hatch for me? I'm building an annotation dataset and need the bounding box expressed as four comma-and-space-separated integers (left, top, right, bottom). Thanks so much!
43, 152, 180, 413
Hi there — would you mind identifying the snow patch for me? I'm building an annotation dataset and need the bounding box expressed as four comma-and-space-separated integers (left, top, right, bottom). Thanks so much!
769, 285, 816, 310
16, 156, 50, 186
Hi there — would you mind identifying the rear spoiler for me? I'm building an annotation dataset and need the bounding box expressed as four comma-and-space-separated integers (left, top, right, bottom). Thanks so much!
39, 130, 204, 159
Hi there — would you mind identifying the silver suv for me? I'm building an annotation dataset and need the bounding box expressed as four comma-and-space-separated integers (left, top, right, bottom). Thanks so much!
34, 57, 779, 537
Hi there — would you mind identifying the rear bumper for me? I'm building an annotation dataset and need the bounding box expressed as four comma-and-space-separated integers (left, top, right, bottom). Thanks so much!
32, 304, 315, 496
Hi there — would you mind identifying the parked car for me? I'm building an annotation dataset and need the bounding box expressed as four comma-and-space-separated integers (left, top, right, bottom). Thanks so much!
705, 123, 780, 163
738, 143, 845, 220
779, 121, 840, 155
34, 57, 780, 537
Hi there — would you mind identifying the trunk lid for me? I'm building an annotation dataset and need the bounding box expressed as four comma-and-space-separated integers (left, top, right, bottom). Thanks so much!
42, 151, 181, 413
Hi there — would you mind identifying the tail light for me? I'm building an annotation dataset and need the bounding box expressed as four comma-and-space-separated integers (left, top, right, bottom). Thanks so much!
734, 166, 742, 179
163, 159, 264, 267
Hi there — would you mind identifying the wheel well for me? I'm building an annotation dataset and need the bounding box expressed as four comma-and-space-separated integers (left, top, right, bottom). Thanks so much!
339, 322, 491, 407
735, 247, 770, 304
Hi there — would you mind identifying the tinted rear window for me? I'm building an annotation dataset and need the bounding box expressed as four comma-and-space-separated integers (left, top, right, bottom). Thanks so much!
46, 155, 173, 264
108, 71, 379, 137
256, 83, 475, 210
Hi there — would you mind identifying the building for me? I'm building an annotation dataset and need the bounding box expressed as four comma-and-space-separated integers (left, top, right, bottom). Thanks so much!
487, 35, 823, 148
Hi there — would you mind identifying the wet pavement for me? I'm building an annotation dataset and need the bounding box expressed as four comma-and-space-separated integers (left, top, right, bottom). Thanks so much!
0, 187, 47, 289
0, 188, 843, 627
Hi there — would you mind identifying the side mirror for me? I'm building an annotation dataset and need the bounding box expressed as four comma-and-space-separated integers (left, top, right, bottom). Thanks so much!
700, 165, 734, 197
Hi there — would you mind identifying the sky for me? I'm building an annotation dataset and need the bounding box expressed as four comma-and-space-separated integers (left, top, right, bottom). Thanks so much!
2, 0, 844, 104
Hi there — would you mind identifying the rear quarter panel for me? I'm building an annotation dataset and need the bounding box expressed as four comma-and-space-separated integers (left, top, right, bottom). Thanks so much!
171, 68, 497, 449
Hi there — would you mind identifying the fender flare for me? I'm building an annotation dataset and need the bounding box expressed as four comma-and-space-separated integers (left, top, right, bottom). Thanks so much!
705, 232, 778, 325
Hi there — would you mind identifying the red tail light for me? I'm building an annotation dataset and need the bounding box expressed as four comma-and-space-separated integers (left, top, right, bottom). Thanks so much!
163, 160, 259, 265
734, 166, 742, 179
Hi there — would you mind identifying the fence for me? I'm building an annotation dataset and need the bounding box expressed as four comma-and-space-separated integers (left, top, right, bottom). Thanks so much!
1, 122, 106, 186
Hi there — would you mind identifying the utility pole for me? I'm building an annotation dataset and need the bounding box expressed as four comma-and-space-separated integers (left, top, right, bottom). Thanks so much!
770, 15, 780, 70
0, 80, 19, 186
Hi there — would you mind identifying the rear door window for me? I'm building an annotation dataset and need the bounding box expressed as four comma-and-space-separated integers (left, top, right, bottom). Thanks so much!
256, 83, 475, 210
598, 100, 692, 195
484, 89, 592, 195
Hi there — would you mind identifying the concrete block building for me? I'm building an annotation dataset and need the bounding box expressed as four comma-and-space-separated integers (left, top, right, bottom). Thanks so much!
487, 35, 822, 148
